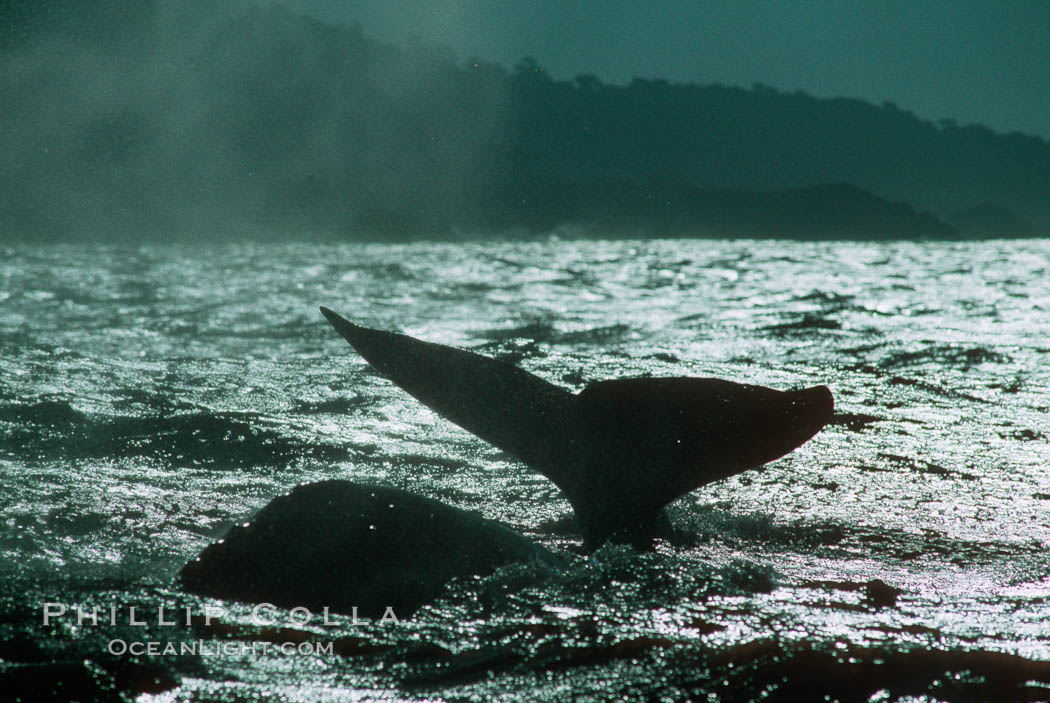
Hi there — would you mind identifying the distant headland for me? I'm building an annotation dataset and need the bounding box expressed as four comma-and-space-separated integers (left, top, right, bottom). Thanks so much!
2, 0, 1046, 240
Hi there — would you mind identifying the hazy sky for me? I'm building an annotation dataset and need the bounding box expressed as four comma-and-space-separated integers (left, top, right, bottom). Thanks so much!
285, 0, 1050, 140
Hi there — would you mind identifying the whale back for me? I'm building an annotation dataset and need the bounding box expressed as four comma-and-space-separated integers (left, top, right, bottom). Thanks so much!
180, 481, 561, 617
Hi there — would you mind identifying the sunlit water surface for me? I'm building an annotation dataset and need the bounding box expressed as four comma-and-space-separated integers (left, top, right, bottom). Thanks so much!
1, 239, 1049, 701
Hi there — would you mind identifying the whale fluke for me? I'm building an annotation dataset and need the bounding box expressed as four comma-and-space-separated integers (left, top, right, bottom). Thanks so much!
320, 307, 833, 549
180, 481, 561, 617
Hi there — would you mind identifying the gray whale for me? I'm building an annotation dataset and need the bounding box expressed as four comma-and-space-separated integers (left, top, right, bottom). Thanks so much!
319, 307, 834, 549
179, 481, 560, 617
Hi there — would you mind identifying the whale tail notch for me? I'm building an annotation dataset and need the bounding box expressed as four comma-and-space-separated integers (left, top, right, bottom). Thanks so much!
320, 307, 834, 549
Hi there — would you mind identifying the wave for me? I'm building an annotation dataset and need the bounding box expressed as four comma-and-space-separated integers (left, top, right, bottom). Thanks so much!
1, 401, 350, 469
878, 344, 1009, 369
763, 314, 842, 335
476, 321, 634, 346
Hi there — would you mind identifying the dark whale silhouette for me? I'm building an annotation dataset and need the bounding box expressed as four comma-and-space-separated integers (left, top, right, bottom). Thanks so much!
180, 481, 561, 617
319, 307, 834, 549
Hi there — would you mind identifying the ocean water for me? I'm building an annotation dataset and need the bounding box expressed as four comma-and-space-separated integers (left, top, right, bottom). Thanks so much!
1, 238, 1049, 701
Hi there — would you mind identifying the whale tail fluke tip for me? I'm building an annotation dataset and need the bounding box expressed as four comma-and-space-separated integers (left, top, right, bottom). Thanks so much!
320, 306, 363, 334
320, 306, 371, 350
805, 383, 834, 413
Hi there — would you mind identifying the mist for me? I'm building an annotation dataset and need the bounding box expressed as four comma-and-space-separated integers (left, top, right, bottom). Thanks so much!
2, 0, 511, 240
2, 0, 1048, 241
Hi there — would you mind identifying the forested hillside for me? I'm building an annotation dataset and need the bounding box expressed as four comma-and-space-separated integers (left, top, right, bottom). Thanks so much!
3, 0, 1046, 239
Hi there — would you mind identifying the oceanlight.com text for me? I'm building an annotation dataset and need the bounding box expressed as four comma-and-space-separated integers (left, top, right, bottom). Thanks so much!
107, 639, 335, 657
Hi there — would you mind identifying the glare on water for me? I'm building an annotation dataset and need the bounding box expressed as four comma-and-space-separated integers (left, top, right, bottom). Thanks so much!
1, 238, 1049, 700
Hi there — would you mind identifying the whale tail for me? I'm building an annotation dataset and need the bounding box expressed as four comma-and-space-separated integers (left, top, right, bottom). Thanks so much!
320, 307, 833, 549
